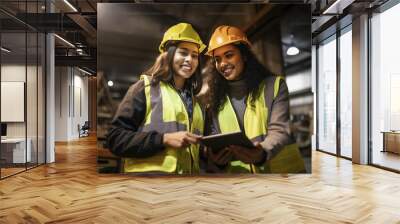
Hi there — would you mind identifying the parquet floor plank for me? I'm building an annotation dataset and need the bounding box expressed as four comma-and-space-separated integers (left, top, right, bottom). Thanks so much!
0, 136, 399, 223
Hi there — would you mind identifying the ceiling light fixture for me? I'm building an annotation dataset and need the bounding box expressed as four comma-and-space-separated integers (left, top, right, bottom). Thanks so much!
1, 47, 11, 53
286, 34, 300, 56
63, 0, 78, 12
287, 46, 300, 56
108, 80, 114, 87
54, 34, 75, 48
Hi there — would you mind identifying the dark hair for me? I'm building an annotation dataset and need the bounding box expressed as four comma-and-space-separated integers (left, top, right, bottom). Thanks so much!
144, 42, 203, 95
207, 43, 274, 113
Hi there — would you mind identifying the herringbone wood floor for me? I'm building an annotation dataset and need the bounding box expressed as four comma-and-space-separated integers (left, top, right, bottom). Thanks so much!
1, 136, 400, 224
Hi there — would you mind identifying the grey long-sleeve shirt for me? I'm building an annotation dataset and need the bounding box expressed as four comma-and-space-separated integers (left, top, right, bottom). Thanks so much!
209, 77, 291, 159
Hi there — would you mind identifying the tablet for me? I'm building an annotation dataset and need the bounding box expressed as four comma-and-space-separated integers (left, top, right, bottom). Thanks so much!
200, 131, 255, 151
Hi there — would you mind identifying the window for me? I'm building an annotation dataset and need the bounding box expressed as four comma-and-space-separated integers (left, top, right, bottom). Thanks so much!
0, 1, 47, 179
317, 35, 337, 154
370, 2, 400, 171
339, 27, 352, 158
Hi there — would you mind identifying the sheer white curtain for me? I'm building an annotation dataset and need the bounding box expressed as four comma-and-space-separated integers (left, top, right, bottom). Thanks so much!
318, 37, 337, 154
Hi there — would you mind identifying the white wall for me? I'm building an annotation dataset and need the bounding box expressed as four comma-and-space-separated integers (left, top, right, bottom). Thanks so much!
55, 67, 69, 141
1, 65, 28, 138
74, 73, 89, 136
1, 65, 26, 81
55, 67, 89, 141
1, 63, 46, 164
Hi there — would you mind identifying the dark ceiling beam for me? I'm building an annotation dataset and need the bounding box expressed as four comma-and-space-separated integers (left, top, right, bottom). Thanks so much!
11, 13, 85, 32
86, 0, 97, 12
7, 12, 96, 47
241, 5, 290, 41
55, 47, 97, 57
50, 1, 97, 47
55, 55, 96, 68
0, 8, 38, 32
66, 13, 97, 46
241, 4, 274, 33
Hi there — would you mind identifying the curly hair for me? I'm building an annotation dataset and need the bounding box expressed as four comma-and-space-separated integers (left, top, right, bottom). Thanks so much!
143, 42, 203, 95
206, 43, 274, 113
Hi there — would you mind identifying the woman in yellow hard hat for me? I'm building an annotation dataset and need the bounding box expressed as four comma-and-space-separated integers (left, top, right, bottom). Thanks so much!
106, 23, 207, 175
204, 25, 305, 173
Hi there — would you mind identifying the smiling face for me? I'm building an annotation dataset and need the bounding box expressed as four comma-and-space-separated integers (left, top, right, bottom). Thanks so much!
213, 44, 245, 81
172, 42, 199, 80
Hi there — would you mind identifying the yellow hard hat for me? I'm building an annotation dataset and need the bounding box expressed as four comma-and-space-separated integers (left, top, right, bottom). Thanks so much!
159, 23, 206, 53
206, 25, 251, 56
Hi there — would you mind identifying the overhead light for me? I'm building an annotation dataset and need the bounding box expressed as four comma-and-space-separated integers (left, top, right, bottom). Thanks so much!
63, 0, 78, 12
78, 67, 93, 76
287, 46, 300, 56
1, 47, 11, 53
76, 48, 86, 55
54, 34, 75, 48
286, 34, 300, 56
108, 81, 114, 87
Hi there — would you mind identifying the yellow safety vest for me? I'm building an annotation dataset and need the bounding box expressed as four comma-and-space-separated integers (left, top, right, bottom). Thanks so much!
123, 75, 204, 174
213, 76, 305, 173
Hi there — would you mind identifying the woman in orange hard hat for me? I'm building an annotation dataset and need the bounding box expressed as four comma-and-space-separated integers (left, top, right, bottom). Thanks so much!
106, 23, 207, 174
204, 25, 305, 173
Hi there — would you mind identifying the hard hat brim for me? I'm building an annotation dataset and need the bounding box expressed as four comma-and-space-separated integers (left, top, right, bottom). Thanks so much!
159, 39, 207, 53
205, 39, 251, 56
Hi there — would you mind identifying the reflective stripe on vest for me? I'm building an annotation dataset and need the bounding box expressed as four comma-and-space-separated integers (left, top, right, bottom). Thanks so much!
214, 76, 305, 173
124, 75, 204, 174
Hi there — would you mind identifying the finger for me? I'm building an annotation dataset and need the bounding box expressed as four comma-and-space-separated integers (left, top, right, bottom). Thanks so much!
238, 147, 260, 156
181, 141, 190, 148
185, 136, 199, 144
220, 152, 232, 164
253, 142, 263, 149
230, 148, 254, 162
187, 132, 202, 139
214, 149, 232, 164
238, 148, 264, 162
178, 138, 190, 147
230, 147, 242, 157
218, 148, 232, 158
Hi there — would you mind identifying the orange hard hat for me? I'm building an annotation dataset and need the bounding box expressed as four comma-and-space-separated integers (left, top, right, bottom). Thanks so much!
206, 25, 251, 56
